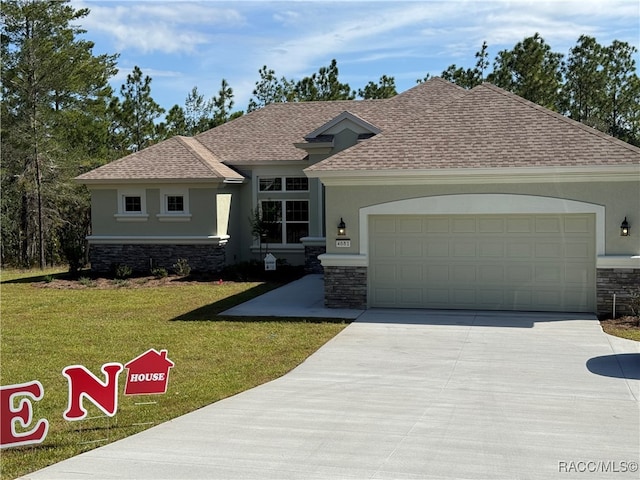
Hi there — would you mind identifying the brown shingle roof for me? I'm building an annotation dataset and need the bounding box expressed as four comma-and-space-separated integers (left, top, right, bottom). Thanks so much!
195, 77, 466, 164
76, 136, 244, 183
306, 84, 640, 172
76, 78, 466, 182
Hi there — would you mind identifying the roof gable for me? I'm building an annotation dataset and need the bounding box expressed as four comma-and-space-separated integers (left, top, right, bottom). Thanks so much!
305, 111, 382, 138
306, 83, 640, 174
76, 136, 244, 184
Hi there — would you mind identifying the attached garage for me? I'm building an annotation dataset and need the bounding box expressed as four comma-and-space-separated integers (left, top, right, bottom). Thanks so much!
369, 214, 596, 312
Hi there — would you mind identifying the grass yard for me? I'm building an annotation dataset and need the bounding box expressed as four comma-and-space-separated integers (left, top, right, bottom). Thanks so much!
0, 269, 348, 479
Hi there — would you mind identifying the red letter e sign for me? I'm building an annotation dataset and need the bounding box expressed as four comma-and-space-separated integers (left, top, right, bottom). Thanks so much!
0, 381, 49, 448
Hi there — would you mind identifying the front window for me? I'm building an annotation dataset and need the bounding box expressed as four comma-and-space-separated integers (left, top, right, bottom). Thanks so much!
124, 196, 142, 213
166, 195, 184, 212
260, 200, 309, 244
259, 177, 282, 192
259, 176, 308, 192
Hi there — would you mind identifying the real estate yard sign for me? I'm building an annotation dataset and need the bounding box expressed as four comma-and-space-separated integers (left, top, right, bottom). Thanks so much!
0, 349, 174, 449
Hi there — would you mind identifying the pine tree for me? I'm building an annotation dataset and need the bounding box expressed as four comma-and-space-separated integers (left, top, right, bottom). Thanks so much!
487, 33, 564, 110
1, 0, 117, 268
111, 66, 165, 153
358, 75, 397, 99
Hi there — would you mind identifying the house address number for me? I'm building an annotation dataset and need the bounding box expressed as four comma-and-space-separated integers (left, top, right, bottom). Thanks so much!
336, 239, 351, 248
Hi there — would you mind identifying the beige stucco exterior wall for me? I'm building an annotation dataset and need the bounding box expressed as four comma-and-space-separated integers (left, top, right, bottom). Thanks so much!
323, 181, 639, 257
90, 185, 224, 237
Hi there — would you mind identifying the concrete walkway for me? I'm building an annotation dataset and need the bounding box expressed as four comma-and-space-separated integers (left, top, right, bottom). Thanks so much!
21, 307, 639, 479
221, 274, 363, 319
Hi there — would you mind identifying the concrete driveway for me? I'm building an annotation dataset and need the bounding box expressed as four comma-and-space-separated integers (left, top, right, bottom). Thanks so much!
22, 309, 639, 479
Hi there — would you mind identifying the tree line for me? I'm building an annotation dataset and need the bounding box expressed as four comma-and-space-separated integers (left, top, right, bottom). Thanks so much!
1, 0, 638, 270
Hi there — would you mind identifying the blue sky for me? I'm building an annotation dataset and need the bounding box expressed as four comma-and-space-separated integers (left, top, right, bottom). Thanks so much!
72, 0, 640, 114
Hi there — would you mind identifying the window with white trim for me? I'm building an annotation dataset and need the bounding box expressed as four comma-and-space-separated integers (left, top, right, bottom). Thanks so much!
259, 176, 308, 192
158, 188, 191, 221
116, 189, 148, 221
260, 200, 309, 244
124, 196, 142, 212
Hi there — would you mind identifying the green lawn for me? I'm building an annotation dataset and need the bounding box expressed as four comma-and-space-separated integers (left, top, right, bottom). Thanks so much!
0, 269, 348, 479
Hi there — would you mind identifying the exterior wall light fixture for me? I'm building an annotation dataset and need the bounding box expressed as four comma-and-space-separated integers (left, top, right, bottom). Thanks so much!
337, 218, 346, 236
620, 217, 630, 236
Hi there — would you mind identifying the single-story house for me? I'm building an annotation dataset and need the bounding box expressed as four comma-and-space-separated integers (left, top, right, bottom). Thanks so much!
77, 78, 640, 316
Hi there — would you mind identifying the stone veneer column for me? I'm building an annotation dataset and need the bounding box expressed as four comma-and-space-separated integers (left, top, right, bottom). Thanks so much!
301, 237, 327, 274
324, 266, 367, 309
596, 268, 640, 317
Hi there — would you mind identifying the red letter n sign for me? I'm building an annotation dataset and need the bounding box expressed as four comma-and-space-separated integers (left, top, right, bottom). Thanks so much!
62, 363, 124, 421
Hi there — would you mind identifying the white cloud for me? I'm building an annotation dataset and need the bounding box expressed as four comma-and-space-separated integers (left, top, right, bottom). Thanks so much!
74, 1, 245, 54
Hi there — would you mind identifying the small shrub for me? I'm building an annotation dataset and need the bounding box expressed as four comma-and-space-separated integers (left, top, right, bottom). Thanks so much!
43, 275, 54, 283
151, 267, 168, 279
78, 277, 96, 287
173, 258, 191, 277
111, 278, 129, 287
114, 264, 133, 279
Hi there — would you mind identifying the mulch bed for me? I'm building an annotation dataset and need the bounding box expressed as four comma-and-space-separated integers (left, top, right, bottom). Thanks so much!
600, 315, 640, 330
34, 275, 224, 290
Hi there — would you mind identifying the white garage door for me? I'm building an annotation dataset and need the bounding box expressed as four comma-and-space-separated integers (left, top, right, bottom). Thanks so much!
369, 214, 596, 312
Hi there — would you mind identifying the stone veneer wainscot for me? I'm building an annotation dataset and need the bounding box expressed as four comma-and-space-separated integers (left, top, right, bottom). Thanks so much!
89, 244, 226, 274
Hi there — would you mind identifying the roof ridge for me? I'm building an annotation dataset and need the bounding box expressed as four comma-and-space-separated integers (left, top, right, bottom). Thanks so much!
478, 83, 640, 156
175, 136, 241, 179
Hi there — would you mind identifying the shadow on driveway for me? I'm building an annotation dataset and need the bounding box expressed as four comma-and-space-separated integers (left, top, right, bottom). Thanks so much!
586, 353, 640, 380
356, 308, 596, 328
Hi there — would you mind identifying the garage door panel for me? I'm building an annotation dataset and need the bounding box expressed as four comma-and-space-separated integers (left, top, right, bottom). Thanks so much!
399, 218, 423, 233
426, 265, 449, 281
372, 238, 397, 258
401, 288, 423, 305
426, 289, 450, 303
453, 289, 477, 305
565, 216, 591, 233
479, 241, 504, 257
478, 289, 505, 306
506, 265, 533, 283
565, 242, 590, 258
478, 218, 504, 233
425, 217, 450, 233
372, 264, 396, 282
372, 217, 397, 233
452, 265, 476, 283
400, 264, 422, 282
507, 242, 533, 258
536, 217, 562, 233
535, 265, 562, 282
535, 242, 563, 258
400, 240, 422, 257
452, 218, 476, 233
369, 214, 595, 312
453, 242, 477, 257
565, 264, 593, 283
479, 265, 504, 282
507, 217, 533, 233
427, 241, 449, 257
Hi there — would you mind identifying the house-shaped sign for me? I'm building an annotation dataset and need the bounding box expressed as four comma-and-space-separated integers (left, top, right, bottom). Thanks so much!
264, 253, 277, 271
124, 349, 174, 396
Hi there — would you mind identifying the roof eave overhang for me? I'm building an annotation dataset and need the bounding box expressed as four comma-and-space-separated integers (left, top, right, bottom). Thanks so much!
305, 165, 640, 185
293, 141, 334, 155
226, 159, 309, 166
76, 177, 245, 185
